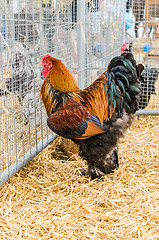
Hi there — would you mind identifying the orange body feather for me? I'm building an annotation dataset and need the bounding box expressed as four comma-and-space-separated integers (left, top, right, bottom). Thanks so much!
80, 75, 110, 124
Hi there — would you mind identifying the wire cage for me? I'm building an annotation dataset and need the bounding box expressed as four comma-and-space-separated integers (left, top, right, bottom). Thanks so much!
0, 0, 159, 185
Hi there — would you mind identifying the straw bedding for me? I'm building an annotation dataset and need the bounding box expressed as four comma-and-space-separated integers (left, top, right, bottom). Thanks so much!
0, 115, 159, 240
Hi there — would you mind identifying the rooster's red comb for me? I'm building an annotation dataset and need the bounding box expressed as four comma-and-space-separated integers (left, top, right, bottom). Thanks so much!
121, 43, 129, 52
42, 54, 51, 61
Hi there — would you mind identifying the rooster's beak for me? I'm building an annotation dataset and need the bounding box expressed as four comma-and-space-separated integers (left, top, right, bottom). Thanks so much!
38, 61, 43, 66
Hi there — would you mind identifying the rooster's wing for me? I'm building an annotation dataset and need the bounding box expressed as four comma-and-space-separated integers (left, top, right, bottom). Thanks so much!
47, 96, 109, 140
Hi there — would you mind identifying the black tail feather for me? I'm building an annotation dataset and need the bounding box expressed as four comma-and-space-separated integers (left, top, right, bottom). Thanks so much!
108, 53, 144, 114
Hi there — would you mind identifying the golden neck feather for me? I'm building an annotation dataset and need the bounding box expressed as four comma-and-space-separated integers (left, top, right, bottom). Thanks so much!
46, 57, 79, 92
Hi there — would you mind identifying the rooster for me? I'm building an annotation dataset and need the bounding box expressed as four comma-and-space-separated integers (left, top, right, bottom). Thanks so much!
40, 53, 143, 179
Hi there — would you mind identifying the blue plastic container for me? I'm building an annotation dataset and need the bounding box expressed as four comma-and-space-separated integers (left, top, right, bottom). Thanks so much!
143, 44, 151, 52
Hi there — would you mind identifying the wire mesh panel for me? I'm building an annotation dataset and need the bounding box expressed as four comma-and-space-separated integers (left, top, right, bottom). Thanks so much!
125, 0, 159, 112
77, 0, 126, 87
0, 0, 158, 185
0, 0, 60, 184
